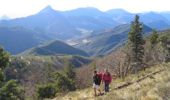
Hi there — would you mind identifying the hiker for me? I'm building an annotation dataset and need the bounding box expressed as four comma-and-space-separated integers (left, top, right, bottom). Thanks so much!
93, 70, 102, 96
102, 69, 112, 93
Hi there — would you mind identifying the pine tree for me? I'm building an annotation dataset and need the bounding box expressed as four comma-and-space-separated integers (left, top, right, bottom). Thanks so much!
128, 15, 145, 71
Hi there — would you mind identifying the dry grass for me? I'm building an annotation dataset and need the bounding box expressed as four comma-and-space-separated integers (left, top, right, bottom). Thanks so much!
53, 62, 170, 100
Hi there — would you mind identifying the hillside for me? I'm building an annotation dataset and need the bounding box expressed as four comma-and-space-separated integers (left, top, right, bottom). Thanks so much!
51, 29, 170, 100
54, 63, 170, 100
6, 55, 92, 98
0, 26, 48, 54
73, 24, 152, 56
22, 40, 89, 57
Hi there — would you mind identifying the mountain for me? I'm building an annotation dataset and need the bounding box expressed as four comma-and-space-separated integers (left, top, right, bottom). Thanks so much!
0, 15, 10, 20
63, 7, 105, 17
0, 6, 79, 40
73, 24, 152, 56
0, 26, 47, 54
106, 10, 170, 30
139, 12, 170, 30
0, 6, 169, 41
0, 7, 169, 55
159, 11, 170, 21
22, 40, 89, 56
63, 7, 119, 33
0, 7, 119, 40
106, 9, 134, 24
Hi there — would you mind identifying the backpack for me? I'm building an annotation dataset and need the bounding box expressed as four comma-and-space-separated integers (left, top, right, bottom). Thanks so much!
93, 74, 101, 85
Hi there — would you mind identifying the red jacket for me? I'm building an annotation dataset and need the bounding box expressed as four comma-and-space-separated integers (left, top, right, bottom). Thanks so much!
97, 72, 103, 80
102, 72, 112, 84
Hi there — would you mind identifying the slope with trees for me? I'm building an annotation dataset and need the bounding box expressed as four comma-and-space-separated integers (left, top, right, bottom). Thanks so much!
0, 47, 24, 100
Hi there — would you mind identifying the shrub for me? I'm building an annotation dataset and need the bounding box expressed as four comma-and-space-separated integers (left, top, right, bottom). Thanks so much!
53, 72, 76, 92
37, 83, 56, 99
0, 80, 24, 100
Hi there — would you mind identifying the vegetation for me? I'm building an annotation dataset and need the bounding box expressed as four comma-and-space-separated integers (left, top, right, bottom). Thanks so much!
37, 83, 56, 99
75, 16, 170, 89
0, 80, 24, 100
54, 62, 170, 100
0, 47, 24, 100
37, 61, 76, 99
0, 13, 169, 100
128, 15, 145, 72
150, 30, 159, 45
5, 55, 91, 98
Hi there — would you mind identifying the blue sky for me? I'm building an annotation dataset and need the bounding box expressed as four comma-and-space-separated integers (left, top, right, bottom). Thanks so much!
0, 0, 170, 18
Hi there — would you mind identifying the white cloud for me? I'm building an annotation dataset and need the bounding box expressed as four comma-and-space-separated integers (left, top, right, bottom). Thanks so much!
0, 0, 170, 18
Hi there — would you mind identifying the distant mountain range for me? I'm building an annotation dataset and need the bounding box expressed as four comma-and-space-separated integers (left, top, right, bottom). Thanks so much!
0, 15, 10, 20
0, 6, 170, 55
72, 24, 152, 56
1, 6, 170, 39
0, 26, 49, 54
22, 40, 89, 57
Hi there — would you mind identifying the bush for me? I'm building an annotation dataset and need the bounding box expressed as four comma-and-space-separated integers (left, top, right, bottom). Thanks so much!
36, 63, 76, 99
0, 47, 9, 70
53, 72, 76, 92
0, 80, 24, 100
0, 69, 5, 86
150, 30, 158, 45
37, 84, 56, 99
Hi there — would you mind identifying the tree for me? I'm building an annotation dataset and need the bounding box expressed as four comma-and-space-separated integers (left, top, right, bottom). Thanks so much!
0, 47, 9, 85
158, 35, 169, 62
150, 30, 159, 45
0, 47, 24, 100
53, 72, 76, 92
64, 61, 76, 80
128, 15, 145, 72
0, 47, 9, 70
159, 35, 168, 47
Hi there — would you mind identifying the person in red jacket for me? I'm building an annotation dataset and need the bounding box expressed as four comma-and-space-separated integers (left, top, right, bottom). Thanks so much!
102, 69, 112, 93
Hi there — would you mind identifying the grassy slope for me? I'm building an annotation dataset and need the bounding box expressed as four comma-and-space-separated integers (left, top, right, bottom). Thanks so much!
53, 62, 170, 100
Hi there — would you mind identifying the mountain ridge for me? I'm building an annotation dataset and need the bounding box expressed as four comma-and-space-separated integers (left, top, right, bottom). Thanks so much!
22, 40, 89, 57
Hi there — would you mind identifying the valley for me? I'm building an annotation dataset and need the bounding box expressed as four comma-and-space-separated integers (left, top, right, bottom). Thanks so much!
0, 3, 170, 100
0, 6, 170, 56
